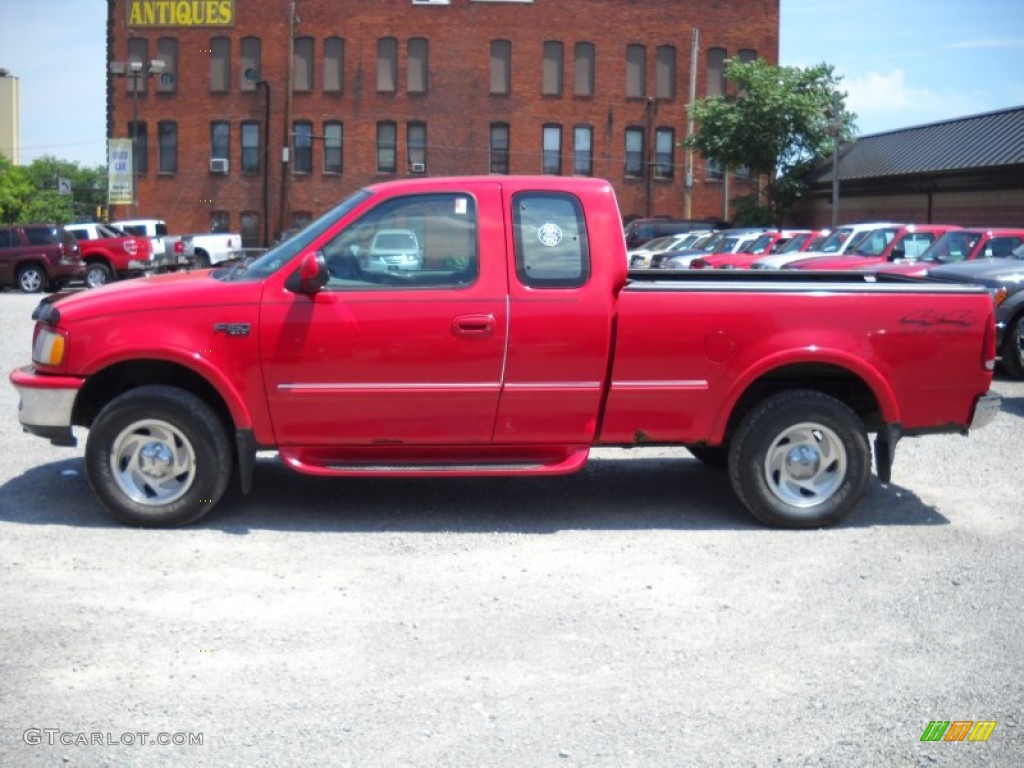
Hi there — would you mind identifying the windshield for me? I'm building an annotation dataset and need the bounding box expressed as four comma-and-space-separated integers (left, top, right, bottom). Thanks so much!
818, 228, 852, 253
225, 189, 373, 280
777, 233, 812, 254
852, 228, 900, 257
745, 233, 776, 255
919, 231, 983, 263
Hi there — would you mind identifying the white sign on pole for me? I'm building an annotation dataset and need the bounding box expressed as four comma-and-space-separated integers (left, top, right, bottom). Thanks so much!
108, 139, 134, 205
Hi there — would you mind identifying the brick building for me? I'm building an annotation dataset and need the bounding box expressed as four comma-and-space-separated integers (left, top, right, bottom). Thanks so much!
107, 0, 779, 246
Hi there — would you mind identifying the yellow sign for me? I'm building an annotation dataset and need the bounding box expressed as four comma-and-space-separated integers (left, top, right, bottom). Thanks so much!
128, 0, 234, 27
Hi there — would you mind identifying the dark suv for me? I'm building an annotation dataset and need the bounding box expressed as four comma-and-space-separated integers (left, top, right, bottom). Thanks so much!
0, 224, 84, 292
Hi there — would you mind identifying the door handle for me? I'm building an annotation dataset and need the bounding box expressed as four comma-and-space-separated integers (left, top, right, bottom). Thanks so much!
451, 314, 495, 338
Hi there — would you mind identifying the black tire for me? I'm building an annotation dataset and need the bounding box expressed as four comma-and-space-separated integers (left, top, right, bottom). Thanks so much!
687, 444, 729, 469
1000, 314, 1024, 379
84, 261, 114, 289
85, 386, 232, 527
17, 264, 47, 293
728, 390, 871, 528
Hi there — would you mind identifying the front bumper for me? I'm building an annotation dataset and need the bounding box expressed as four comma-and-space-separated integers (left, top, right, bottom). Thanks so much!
10, 366, 83, 446
970, 391, 1002, 430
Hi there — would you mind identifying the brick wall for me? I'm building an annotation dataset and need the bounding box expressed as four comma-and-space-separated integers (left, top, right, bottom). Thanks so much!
110, 0, 779, 242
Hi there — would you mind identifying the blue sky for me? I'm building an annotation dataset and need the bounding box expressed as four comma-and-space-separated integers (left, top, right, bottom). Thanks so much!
2, 0, 1023, 168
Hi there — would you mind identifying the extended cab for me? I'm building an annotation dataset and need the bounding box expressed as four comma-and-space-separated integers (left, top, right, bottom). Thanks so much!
64, 222, 155, 287
11, 177, 1001, 529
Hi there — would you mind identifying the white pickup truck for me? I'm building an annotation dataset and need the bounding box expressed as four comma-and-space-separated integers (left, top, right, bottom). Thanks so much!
181, 232, 243, 267
111, 218, 189, 271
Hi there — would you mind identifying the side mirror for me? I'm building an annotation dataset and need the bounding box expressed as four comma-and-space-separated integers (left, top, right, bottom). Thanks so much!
289, 251, 329, 294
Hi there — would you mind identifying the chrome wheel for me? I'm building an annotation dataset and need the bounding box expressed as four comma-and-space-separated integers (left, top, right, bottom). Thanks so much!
763, 422, 847, 508
18, 266, 45, 293
109, 418, 197, 505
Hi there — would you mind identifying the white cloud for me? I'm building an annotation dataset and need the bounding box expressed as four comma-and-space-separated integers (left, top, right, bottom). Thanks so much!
944, 38, 1024, 50
844, 69, 942, 114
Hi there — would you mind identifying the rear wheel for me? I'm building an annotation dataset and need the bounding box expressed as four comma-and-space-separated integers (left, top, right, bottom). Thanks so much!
84, 261, 114, 288
85, 386, 232, 527
1001, 315, 1024, 379
728, 390, 870, 528
17, 264, 47, 293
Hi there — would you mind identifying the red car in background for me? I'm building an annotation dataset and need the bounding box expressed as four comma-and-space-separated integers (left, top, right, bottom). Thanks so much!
871, 228, 1024, 277
786, 224, 959, 270
691, 230, 821, 269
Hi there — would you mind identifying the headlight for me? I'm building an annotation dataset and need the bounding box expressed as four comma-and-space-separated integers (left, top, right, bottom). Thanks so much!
32, 327, 68, 367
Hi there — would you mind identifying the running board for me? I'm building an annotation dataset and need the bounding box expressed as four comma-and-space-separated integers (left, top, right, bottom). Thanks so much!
279, 445, 591, 478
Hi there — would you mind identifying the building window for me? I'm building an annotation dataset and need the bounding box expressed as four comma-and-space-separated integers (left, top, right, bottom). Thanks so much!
210, 121, 230, 163
706, 157, 724, 179
240, 211, 260, 249
241, 121, 260, 173
156, 38, 177, 92
407, 122, 426, 172
158, 121, 177, 173
240, 37, 261, 90
654, 127, 674, 179
127, 38, 148, 93
408, 38, 428, 93
573, 42, 594, 97
210, 211, 230, 233
542, 41, 563, 96
324, 37, 344, 93
738, 48, 757, 63
625, 127, 644, 177
626, 44, 645, 98
292, 212, 313, 230
293, 121, 312, 173
573, 125, 592, 176
542, 124, 562, 175
294, 36, 313, 92
129, 121, 147, 174
707, 47, 727, 97
377, 37, 398, 93
490, 40, 511, 95
377, 121, 397, 173
655, 45, 676, 99
210, 36, 230, 92
490, 122, 509, 174
324, 121, 343, 174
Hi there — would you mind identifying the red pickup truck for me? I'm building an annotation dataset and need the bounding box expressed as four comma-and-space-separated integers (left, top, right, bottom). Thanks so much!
10, 177, 1001, 529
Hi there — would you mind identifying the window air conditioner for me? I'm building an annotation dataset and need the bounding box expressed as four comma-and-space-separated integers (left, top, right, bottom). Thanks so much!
210, 158, 229, 173
410, 162, 426, 173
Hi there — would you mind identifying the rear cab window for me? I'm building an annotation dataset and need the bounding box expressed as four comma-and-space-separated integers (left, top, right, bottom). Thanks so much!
512, 192, 590, 288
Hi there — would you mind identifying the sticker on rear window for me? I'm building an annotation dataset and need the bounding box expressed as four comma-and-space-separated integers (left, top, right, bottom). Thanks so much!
538, 222, 562, 247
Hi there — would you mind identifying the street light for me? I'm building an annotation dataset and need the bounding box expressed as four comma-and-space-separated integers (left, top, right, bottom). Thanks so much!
825, 90, 843, 229
109, 57, 166, 218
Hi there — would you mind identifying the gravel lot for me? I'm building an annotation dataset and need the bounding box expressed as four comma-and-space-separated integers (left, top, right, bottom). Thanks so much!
0, 289, 1021, 767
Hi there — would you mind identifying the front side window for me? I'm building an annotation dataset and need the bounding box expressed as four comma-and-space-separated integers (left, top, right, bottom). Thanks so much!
324, 121, 343, 174
158, 121, 177, 173
512, 192, 589, 288
241, 121, 260, 173
490, 40, 511, 95
625, 127, 644, 178
377, 121, 397, 173
294, 36, 314, 92
542, 124, 562, 175
654, 127, 674, 179
293, 120, 312, 174
626, 44, 645, 98
319, 193, 479, 290
210, 36, 230, 92
573, 125, 592, 176
378, 37, 398, 92
542, 41, 563, 95
490, 122, 509, 173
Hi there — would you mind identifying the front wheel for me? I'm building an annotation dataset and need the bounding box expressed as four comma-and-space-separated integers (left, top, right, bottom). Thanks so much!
85, 386, 232, 526
1001, 315, 1024, 379
84, 261, 114, 288
17, 264, 47, 293
728, 390, 870, 528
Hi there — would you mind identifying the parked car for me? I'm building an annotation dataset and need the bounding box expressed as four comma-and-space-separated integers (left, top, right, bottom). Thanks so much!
358, 228, 424, 275
690, 230, 813, 269
786, 224, 959, 270
652, 228, 769, 269
927, 246, 1024, 378
112, 218, 189, 271
0, 224, 84, 293
64, 222, 155, 287
182, 231, 244, 268
872, 228, 1024, 277
628, 231, 711, 269
623, 217, 727, 249
752, 221, 900, 270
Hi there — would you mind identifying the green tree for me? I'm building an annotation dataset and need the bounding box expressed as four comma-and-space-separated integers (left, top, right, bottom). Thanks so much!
686, 59, 855, 226
0, 155, 34, 223
0, 155, 108, 224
